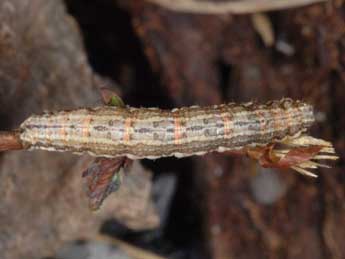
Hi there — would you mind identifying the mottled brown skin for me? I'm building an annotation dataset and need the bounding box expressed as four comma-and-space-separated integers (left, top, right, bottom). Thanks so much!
19, 99, 314, 159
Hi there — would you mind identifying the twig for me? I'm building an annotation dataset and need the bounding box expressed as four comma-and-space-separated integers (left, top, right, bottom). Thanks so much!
0, 131, 23, 152
146, 0, 327, 14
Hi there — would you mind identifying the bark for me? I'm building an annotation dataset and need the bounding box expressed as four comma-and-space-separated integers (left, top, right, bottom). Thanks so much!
125, 1, 345, 258
0, 1, 158, 258
1, 0, 345, 258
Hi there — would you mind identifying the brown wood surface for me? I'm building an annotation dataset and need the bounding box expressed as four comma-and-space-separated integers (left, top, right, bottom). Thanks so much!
124, 1, 345, 258
0, 0, 344, 258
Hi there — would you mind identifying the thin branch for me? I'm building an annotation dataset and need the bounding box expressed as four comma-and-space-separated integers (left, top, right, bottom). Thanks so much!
146, 0, 327, 14
0, 131, 23, 152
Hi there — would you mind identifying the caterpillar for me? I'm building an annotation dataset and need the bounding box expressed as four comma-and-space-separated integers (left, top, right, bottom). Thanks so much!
19, 98, 315, 160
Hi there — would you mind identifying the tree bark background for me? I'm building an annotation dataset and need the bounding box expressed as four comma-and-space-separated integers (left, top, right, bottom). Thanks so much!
0, 1, 158, 259
122, 1, 345, 258
0, 0, 344, 258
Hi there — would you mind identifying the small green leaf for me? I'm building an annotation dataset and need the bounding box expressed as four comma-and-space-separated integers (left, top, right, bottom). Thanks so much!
99, 87, 125, 107
109, 95, 125, 107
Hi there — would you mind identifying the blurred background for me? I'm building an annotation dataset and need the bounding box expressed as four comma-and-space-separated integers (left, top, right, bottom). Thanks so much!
0, 0, 344, 258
